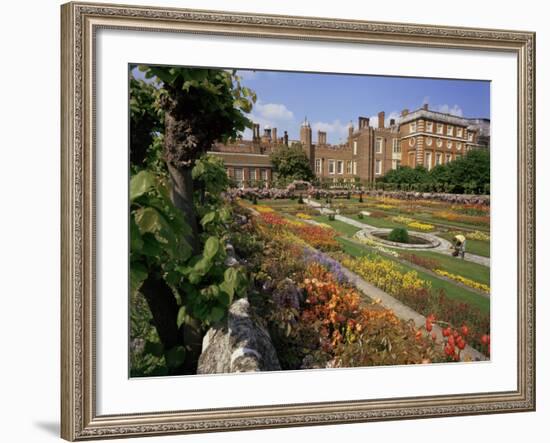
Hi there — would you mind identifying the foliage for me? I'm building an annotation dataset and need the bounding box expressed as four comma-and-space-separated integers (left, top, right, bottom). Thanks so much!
270, 143, 314, 182
129, 75, 164, 168
388, 227, 410, 243
130, 170, 249, 373
140, 65, 256, 166
380, 149, 490, 194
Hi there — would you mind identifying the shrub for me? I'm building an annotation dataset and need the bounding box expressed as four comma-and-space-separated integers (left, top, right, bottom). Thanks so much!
357, 213, 364, 219
298, 193, 304, 204
328, 213, 336, 221
388, 227, 409, 243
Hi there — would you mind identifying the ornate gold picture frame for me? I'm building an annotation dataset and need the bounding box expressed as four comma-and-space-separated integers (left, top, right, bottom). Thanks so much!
61, 2, 535, 440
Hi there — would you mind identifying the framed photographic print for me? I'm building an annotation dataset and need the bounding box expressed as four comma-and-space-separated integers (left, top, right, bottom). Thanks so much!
61, 1, 536, 440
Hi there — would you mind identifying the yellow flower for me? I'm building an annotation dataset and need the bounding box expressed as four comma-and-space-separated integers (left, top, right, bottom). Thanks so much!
434, 269, 490, 293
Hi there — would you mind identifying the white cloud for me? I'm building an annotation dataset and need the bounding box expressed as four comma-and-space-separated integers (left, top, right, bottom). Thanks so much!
368, 111, 401, 128
241, 100, 295, 140
311, 119, 350, 144
430, 104, 464, 117
254, 101, 294, 121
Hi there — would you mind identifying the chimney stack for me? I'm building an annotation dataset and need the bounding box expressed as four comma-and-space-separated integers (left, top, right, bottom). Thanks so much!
272, 128, 277, 144
378, 111, 385, 129
401, 109, 409, 117
283, 131, 289, 146
318, 131, 327, 145
390, 118, 396, 126
423, 103, 429, 110
358, 116, 370, 129
348, 121, 354, 137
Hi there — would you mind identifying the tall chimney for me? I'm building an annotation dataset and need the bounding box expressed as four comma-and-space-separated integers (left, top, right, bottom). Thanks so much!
283, 131, 289, 146
348, 122, 354, 138
358, 116, 370, 129
272, 128, 277, 144
378, 111, 385, 129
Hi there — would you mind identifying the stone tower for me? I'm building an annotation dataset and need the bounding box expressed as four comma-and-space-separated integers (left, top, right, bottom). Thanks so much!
300, 117, 314, 169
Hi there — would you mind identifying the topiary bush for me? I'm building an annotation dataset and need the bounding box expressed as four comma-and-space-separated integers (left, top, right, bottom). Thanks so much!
388, 227, 409, 243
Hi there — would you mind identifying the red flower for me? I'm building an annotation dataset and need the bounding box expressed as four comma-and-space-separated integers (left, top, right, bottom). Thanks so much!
442, 327, 451, 337
457, 337, 466, 350
447, 335, 455, 346
444, 343, 455, 356
425, 319, 433, 332
461, 325, 469, 336
481, 334, 490, 345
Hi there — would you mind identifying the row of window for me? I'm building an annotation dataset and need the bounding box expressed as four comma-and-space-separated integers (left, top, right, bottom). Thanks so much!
317, 159, 358, 175
410, 120, 474, 140
231, 167, 269, 182
408, 137, 465, 150
423, 152, 461, 170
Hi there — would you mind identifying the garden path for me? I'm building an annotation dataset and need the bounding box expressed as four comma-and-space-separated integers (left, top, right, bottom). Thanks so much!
303, 198, 490, 268
307, 248, 488, 362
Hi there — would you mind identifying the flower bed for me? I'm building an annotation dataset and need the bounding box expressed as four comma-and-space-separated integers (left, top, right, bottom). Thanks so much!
240, 210, 446, 368
340, 255, 490, 353
391, 215, 434, 231
432, 211, 490, 226
434, 269, 490, 294
258, 210, 341, 252
449, 230, 490, 241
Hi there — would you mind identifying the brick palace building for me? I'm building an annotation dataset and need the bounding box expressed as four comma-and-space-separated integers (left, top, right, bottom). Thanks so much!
208, 104, 489, 187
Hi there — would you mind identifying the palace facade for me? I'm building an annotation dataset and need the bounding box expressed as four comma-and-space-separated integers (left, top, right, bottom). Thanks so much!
208, 104, 489, 186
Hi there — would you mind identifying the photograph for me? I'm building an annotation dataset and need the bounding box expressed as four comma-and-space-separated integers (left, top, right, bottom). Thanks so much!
129, 65, 492, 377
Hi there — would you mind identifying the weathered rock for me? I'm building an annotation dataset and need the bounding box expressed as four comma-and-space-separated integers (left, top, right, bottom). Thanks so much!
197, 298, 281, 374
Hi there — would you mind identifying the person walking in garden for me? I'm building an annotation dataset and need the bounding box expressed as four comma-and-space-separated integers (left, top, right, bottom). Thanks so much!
452, 234, 467, 259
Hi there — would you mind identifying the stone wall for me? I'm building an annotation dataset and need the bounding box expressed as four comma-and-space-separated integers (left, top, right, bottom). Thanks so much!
197, 298, 281, 374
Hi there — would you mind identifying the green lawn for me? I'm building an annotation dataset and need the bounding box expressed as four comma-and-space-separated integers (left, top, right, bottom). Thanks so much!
401, 250, 490, 286
312, 215, 361, 237
439, 232, 490, 257
336, 237, 490, 314
348, 214, 405, 230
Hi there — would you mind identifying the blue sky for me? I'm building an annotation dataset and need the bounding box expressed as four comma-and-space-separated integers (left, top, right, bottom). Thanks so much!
237, 70, 490, 144
131, 66, 490, 144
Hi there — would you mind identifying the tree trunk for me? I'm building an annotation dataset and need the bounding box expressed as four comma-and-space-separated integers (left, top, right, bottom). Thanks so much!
141, 268, 204, 375
166, 162, 205, 373
141, 269, 182, 371
167, 162, 200, 255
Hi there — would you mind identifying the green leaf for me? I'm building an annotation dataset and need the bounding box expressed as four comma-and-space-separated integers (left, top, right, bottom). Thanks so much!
130, 217, 144, 252
208, 306, 225, 323
203, 236, 220, 260
130, 262, 148, 296
200, 211, 217, 228
176, 306, 187, 329
130, 170, 156, 201
144, 340, 164, 357
165, 346, 186, 368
